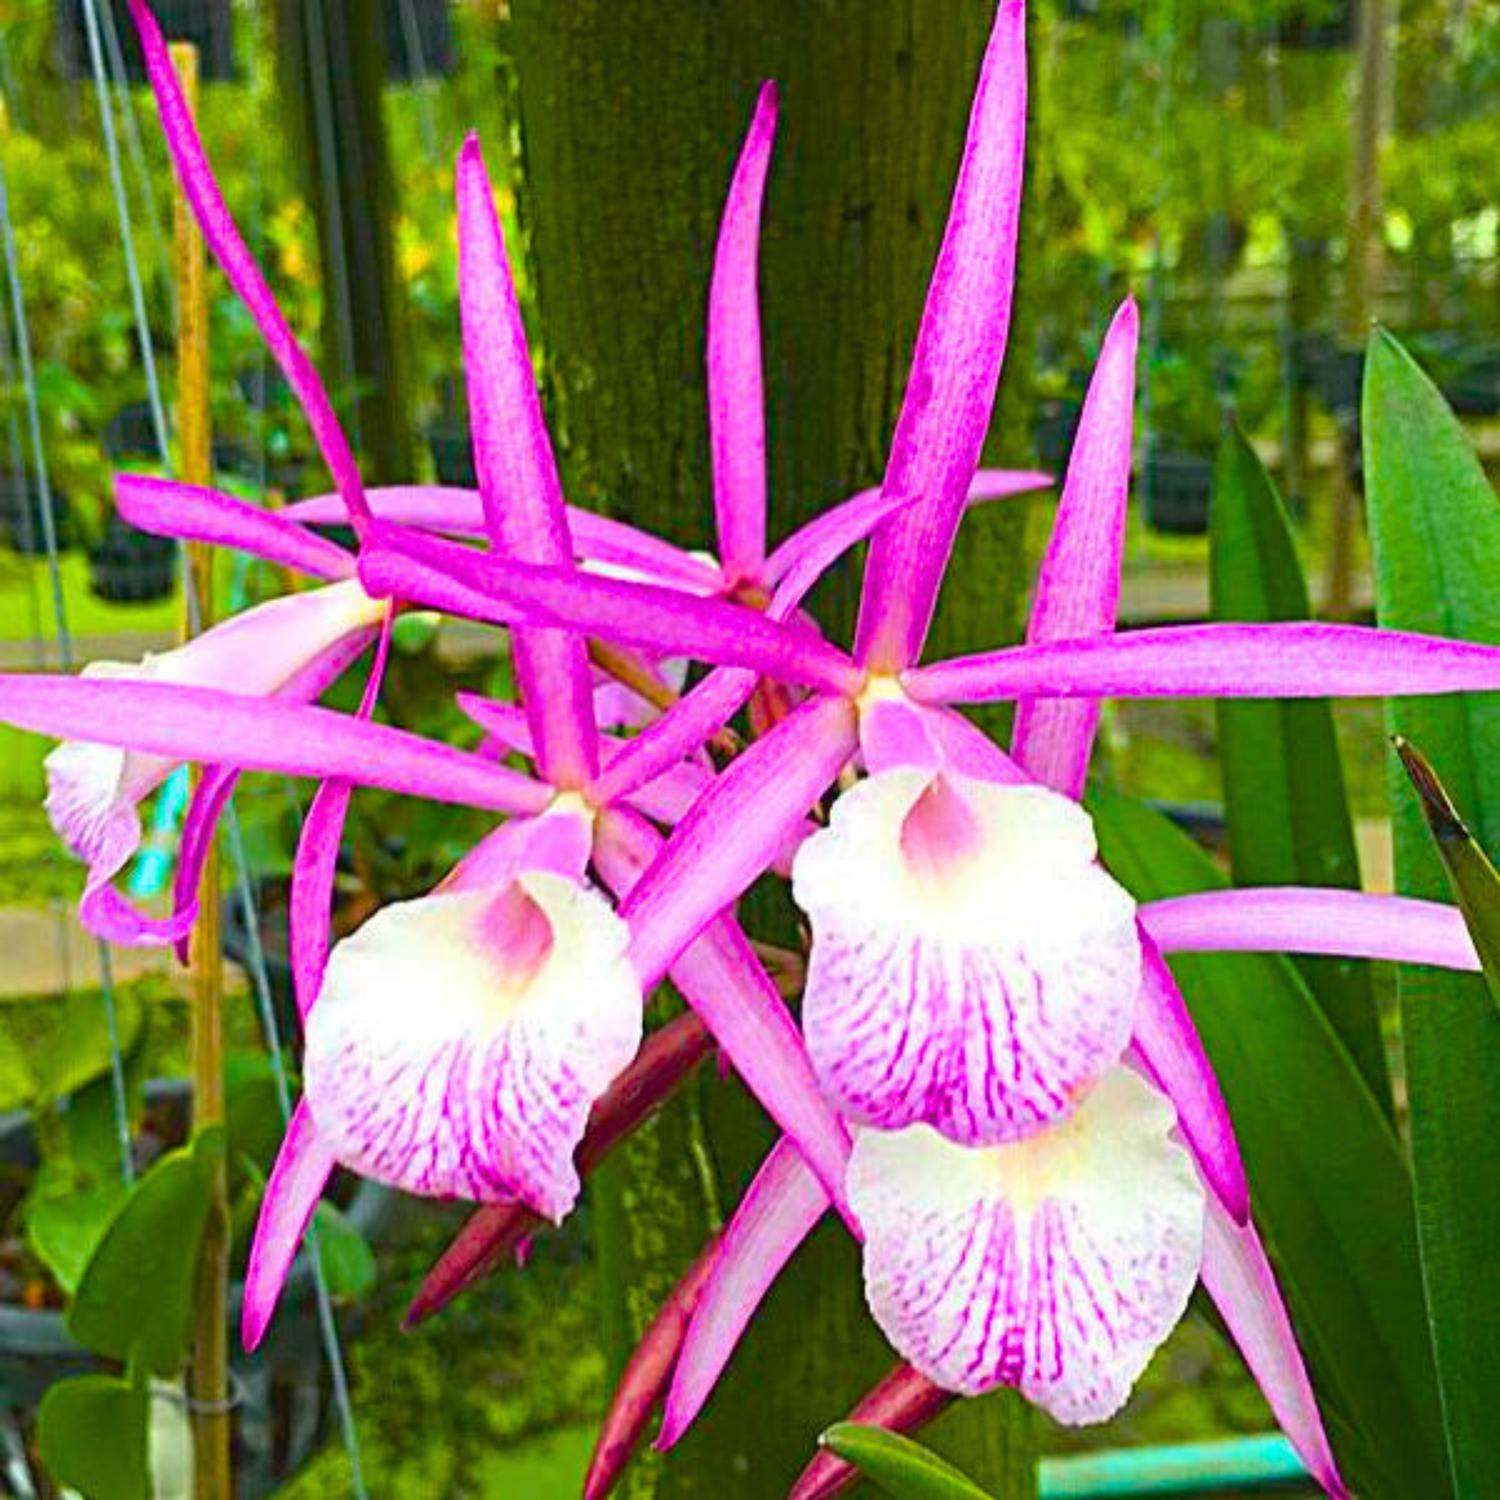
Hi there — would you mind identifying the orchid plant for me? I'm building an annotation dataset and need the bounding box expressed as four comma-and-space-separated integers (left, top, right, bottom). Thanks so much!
8, 1, 1500, 1495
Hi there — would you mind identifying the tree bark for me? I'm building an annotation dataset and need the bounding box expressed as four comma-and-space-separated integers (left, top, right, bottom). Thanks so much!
274, 0, 413, 483
507, 4, 1038, 1495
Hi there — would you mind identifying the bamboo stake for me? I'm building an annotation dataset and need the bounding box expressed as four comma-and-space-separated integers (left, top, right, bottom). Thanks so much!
170, 41, 231, 1499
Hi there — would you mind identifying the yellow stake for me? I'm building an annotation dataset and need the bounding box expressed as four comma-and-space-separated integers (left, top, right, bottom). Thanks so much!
171, 41, 231, 1500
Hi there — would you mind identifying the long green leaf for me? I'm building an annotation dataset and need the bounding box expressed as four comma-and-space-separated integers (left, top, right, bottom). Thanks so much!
1365, 327, 1500, 1495
1396, 738, 1500, 1008
1090, 789, 1449, 1499
1208, 427, 1390, 1115
820, 1424, 996, 1500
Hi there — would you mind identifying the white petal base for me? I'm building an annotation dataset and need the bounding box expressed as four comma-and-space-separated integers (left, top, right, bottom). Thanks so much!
794, 768, 1141, 1144
304, 870, 641, 1220
848, 1068, 1205, 1424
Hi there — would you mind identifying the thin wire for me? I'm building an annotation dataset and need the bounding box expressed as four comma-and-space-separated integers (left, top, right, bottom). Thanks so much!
395, 0, 439, 160
0, 156, 135, 1187
222, 810, 367, 1498
79, 0, 172, 467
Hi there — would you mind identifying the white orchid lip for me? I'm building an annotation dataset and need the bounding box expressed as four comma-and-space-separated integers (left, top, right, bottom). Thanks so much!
848, 1067, 1205, 1423
303, 868, 642, 1221
793, 765, 1142, 1145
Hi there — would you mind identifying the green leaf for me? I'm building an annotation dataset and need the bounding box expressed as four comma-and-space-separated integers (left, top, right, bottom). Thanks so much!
26, 1170, 129, 1295
1208, 428, 1390, 1115
313, 1200, 377, 1298
1365, 327, 1500, 1495
1090, 788, 1450, 1499
820, 1424, 995, 1500
38, 1360, 150, 1500
1396, 738, 1500, 1007
68, 1127, 225, 1376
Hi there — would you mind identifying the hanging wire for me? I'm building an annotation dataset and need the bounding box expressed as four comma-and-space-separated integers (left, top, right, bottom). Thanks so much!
67, 12, 369, 1486
395, 0, 440, 160
0, 155, 135, 1188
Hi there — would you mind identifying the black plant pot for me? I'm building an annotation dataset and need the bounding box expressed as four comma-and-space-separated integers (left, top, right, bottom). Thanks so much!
427, 422, 476, 488
0, 1083, 389, 1493
382, 0, 456, 80
56, 0, 236, 83
1142, 448, 1214, 536
1302, 336, 1364, 418
89, 513, 177, 604
1278, 2, 1355, 49
1034, 397, 1082, 475
102, 401, 160, 462
0, 471, 71, 556
1441, 348, 1500, 417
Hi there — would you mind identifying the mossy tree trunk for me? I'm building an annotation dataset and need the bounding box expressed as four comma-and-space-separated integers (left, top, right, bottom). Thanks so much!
274, 0, 413, 483
507, 4, 1039, 1495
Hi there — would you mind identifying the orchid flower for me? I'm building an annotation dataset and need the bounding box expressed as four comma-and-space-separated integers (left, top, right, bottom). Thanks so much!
499, 4, 1500, 1493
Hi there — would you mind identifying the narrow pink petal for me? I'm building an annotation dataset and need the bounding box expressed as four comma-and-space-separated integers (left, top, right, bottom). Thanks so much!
585, 666, 757, 809
457, 136, 597, 787
1142, 888, 1480, 972
1132, 940, 1250, 1224
0, 675, 549, 813
709, 83, 777, 578
1011, 300, 1138, 797
242, 1099, 337, 1351
622, 695, 858, 986
594, 806, 856, 1224
1200, 1196, 1349, 1498
763, 468, 1050, 588
115, 474, 354, 581
287, 487, 721, 590
170, 765, 239, 963
80, 882, 195, 947
125, 0, 368, 533
853, 0, 1027, 671
921, 704, 1030, 785
290, 778, 351, 1020
585, 1233, 722, 1500
907, 622, 1500, 705
660, 1138, 834, 1448
360, 527, 862, 695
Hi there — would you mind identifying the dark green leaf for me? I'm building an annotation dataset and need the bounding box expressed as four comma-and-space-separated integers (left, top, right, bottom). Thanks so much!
68, 1127, 225, 1376
1396, 738, 1500, 1007
1365, 326, 1500, 1496
1208, 427, 1390, 1115
820, 1424, 995, 1500
1090, 788, 1449, 1499
38, 1361, 149, 1500
313, 1200, 377, 1299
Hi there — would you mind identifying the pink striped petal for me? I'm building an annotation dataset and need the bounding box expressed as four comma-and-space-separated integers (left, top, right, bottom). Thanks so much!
8, 675, 548, 815
908, 622, 1500, 706
358, 527, 861, 696
1141, 887, 1479, 972
1011, 300, 1138, 798
849, 1068, 1204, 1420
1132, 941, 1250, 1224
125, 0, 368, 532
622, 695, 858, 987
169, 765, 239, 963
709, 83, 776, 578
660, 1138, 833, 1448
242, 1099, 336, 1351
853, 0, 1027, 671
594, 806, 855, 1222
1200, 1197, 1348, 1498
115, 475, 354, 581
304, 869, 640, 1218
457, 135, 596, 787
794, 768, 1140, 1144
285, 485, 484, 534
